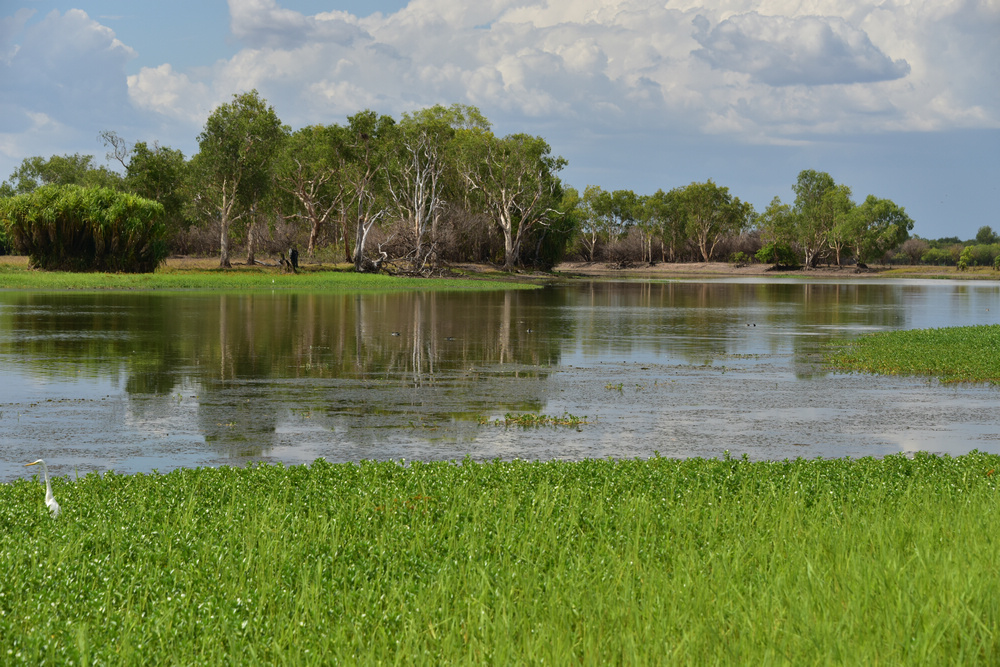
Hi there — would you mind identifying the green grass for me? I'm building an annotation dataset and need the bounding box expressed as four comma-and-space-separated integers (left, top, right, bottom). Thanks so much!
3, 454, 1000, 663
828, 324, 1000, 384
0, 264, 537, 292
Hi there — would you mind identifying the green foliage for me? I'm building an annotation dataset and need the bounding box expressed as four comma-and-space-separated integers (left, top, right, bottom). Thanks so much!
957, 246, 973, 271
755, 241, 799, 267
125, 142, 190, 240
3, 455, 1000, 663
975, 225, 999, 245
792, 170, 854, 267
195, 90, 289, 267
920, 246, 959, 266
2, 154, 123, 195
828, 324, 1000, 384
678, 179, 754, 262
0, 185, 167, 272
729, 251, 751, 266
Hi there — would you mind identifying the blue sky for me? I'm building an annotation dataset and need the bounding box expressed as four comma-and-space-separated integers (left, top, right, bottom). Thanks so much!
2, 0, 998, 240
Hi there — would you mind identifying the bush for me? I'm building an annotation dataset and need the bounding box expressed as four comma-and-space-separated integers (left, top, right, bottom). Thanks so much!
0, 185, 167, 272
920, 247, 956, 266
755, 242, 799, 267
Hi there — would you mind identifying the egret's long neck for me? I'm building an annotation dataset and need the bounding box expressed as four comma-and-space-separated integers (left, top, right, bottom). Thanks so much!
41, 463, 53, 498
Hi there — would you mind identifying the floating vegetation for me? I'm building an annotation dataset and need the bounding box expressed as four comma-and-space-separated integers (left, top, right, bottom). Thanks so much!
478, 412, 589, 427
828, 324, 1000, 384
2, 454, 1000, 663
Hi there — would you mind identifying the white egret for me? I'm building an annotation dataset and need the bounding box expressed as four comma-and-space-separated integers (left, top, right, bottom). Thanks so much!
25, 459, 60, 518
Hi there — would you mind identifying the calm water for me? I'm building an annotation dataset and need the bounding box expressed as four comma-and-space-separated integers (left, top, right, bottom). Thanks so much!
2, 278, 999, 482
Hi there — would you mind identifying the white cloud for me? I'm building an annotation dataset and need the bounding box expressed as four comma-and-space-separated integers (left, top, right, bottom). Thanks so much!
692, 12, 910, 86
0, 8, 142, 172
2, 0, 998, 193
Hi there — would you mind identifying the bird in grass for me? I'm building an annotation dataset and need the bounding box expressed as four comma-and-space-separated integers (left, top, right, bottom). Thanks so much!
25, 459, 60, 518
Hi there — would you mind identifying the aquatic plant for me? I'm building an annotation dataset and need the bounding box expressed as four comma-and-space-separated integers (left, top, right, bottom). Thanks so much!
478, 412, 588, 427
828, 324, 1000, 384
3, 454, 1000, 663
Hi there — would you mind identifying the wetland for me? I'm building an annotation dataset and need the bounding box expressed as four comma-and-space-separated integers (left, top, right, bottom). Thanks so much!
3, 277, 1000, 481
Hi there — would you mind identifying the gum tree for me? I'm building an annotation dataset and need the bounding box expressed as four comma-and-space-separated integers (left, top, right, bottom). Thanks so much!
459, 131, 566, 268
792, 170, 852, 268
679, 180, 753, 262
194, 90, 287, 268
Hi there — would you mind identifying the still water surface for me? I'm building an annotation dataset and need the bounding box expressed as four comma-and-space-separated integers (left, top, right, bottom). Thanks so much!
2, 278, 999, 482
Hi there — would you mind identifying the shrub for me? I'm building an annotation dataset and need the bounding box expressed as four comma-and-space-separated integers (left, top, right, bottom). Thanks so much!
957, 246, 972, 271
0, 185, 167, 272
755, 242, 799, 267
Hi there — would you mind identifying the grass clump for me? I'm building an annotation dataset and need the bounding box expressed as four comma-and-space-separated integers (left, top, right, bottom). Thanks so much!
3, 454, 1000, 663
829, 324, 1000, 384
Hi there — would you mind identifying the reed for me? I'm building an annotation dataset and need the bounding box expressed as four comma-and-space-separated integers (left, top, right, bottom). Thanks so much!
3, 454, 999, 663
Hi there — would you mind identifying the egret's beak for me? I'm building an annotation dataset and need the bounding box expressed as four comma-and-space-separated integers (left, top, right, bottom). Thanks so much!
25, 462, 39, 467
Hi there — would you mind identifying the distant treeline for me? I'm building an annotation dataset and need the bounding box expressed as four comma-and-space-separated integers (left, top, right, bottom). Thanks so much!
1, 90, 989, 272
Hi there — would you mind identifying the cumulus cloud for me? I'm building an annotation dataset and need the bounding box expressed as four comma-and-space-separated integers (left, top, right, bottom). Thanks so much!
2, 0, 998, 182
692, 12, 911, 86
0, 8, 142, 172
228, 0, 368, 49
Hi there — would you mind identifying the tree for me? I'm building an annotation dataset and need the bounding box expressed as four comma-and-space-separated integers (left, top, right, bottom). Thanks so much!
342, 110, 396, 272
195, 90, 287, 268
458, 131, 566, 268
847, 195, 914, 264
386, 105, 469, 268
678, 180, 753, 262
578, 185, 611, 262
278, 125, 350, 258
791, 170, 852, 268
3, 154, 122, 194
124, 142, 190, 243
975, 225, 999, 245
756, 196, 798, 266
642, 188, 685, 262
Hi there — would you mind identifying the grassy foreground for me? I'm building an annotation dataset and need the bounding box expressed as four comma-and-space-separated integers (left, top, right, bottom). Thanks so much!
3, 454, 1000, 664
829, 324, 1000, 384
0, 259, 535, 292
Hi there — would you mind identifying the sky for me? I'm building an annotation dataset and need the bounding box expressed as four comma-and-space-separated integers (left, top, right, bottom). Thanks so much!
1, 0, 998, 241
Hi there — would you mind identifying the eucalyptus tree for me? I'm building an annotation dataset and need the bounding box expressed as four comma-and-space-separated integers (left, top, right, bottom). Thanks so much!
195, 90, 288, 268
385, 105, 473, 267
755, 196, 798, 265
459, 131, 566, 268
679, 180, 753, 262
791, 170, 853, 268
124, 142, 190, 244
342, 110, 396, 272
278, 124, 349, 258
841, 195, 913, 264
578, 185, 611, 261
641, 188, 685, 262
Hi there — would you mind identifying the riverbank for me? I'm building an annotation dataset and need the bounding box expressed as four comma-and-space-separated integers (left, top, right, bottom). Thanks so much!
0, 255, 536, 291
4, 454, 999, 663
2, 255, 996, 290
552, 260, 1000, 280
